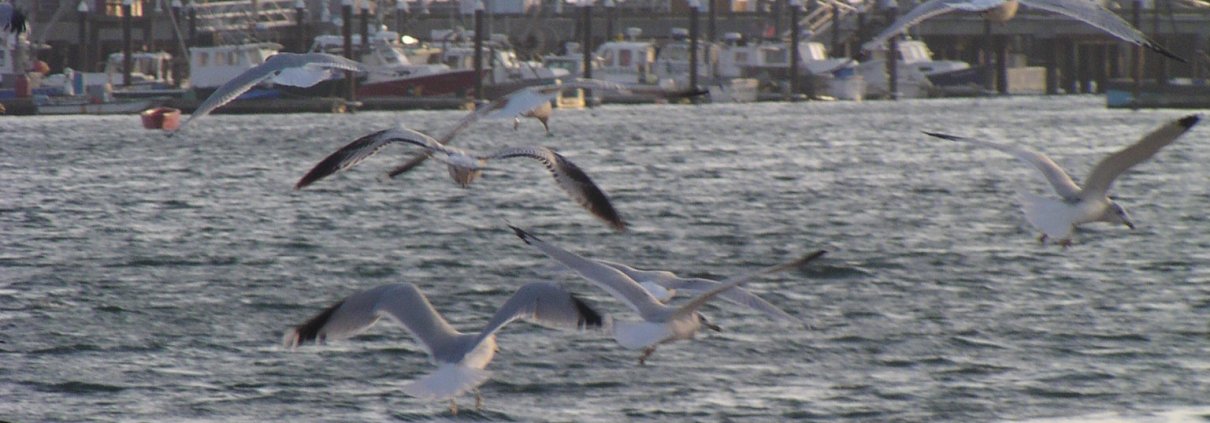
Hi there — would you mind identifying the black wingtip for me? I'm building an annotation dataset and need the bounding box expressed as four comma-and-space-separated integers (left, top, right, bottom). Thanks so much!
6, 7, 27, 35
922, 131, 962, 141
570, 295, 605, 329
508, 225, 534, 244
291, 299, 345, 345
1177, 115, 1200, 129
1147, 42, 1188, 64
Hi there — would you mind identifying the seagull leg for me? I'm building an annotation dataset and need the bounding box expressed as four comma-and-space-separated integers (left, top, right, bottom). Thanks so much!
513, 117, 521, 131
450, 399, 458, 416
475, 389, 483, 411
1038, 233, 1048, 244
638, 346, 656, 366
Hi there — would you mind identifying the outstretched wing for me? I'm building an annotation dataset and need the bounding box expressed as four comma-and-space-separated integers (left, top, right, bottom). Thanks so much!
295, 126, 443, 189
472, 282, 607, 347
1020, 0, 1185, 63
281, 283, 461, 360
511, 226, 666, 319
924, 131, 1083, 201
670, 251, 825, 322
1079, 115, 1200, 200
862, 0, 1005, 51
491, 147, 627, 231
382, 79, 636, 179
173, 53, 366, 135
1, 3, 27, 34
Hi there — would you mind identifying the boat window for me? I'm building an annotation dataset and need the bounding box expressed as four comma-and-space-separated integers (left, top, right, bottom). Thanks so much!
600, 49, 614, 66
735, 51, 748, 64
763, 48, 787, 65
197, 52, 209, 66
619, 50, 632, 67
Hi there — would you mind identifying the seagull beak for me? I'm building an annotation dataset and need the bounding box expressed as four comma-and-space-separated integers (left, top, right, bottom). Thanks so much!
1124, 220, 1136, 230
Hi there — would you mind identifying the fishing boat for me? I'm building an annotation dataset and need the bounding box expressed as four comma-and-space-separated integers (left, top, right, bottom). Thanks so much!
306, 31, 479, 98
857, 39, 971, 99
716, 32, 864, 101
434, 30, 568, 99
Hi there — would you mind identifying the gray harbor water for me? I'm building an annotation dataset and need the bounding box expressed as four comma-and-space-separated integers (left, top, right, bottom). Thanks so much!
2, 96, 1208, 422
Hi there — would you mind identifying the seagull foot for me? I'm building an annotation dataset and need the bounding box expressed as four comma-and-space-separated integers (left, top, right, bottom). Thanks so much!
450, 399, 458, 416
1059, 238, 1073, 249
1038, 234, 1048, 244
475, 389, 483, 411
638, 347, 656, 366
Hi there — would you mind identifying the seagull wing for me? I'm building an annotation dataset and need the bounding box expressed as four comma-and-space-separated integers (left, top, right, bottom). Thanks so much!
510, 226, 667, 320
382, 79, 634, 179
269, 53, 367, 87
471, 282, 607, 347
862, 0, 1005, 51
174, 53, 364, 135
490, 147, 626, 231
670, 250, 825, 322
599, 259, 803, 323
1020, 0, 1185, 62
295, 126, 443, 189
1, 4, 27, 34
924, 131, 1083, 201
281, 283, 461, 360
1079, 115, 1200, 200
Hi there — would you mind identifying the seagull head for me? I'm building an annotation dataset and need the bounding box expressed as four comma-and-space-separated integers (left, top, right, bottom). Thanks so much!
1107, 201, 1135, 230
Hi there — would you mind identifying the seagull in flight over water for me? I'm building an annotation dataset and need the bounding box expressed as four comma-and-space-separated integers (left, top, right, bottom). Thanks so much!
1, 3, 27, 34
925, 114, 1200, 246
282, 281, 605, 415
379, 79, 707, 179
862, 0, 1185, 63
170, 52, 367, 135
294, 125, 628, 231
511, 225, 825, 365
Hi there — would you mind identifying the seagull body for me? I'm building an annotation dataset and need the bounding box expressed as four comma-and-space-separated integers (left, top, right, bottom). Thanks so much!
597, 259, 803, 323
863, 0, 1184, 62
510, 225, 823, 364
294, 125, 627, 231
1, 3, 26, 34
282, 281, 604, 415
926, 114, 1200, 245
172, 52, 367, 135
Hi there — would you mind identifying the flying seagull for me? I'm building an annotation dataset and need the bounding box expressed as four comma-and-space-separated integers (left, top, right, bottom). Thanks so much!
1, 3, 26, 34
925, 114, 1200, 246
862, 0, 1185, 63
171, 52, 368, 135
282, 281, 604, 415
510, 225, 824, 364
593, 259, 806, 324
380, 79, 707, 179
294, 125, 627, 231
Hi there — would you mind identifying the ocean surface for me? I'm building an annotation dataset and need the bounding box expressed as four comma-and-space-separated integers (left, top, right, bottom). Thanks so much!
2, 95, 1208, 422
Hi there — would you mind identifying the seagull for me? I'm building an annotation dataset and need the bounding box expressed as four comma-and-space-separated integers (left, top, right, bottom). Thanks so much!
282, 281, 605, 415
380, 79, 708, 179
862, 0, 1185, 63
171, 52, 368, 135
510, 225, 824, 365
595, 259, 805, 324
1, 3, 25, 34
925, 114, 1200, 246
294, 125, 627, 231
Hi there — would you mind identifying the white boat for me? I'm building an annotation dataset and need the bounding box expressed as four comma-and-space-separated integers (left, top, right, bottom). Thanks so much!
308, 30, 478, 98
857, 39, 971, 99
433, 29, 569, 99
188, 42, 284, 98
652, 28, 720, 92
716, 32, 864, 101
